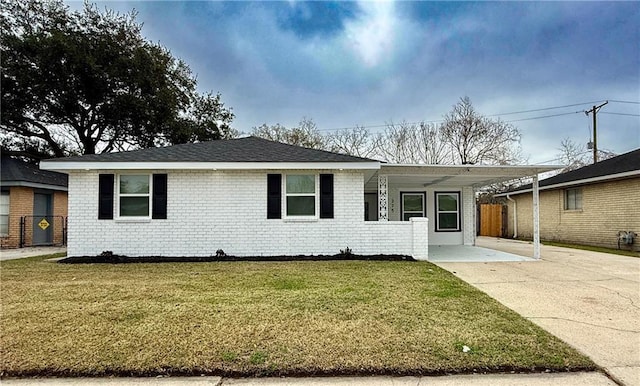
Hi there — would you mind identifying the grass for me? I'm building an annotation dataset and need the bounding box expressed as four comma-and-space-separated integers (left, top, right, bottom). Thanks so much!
0, 254, 596, 377
542, 241, 640, 258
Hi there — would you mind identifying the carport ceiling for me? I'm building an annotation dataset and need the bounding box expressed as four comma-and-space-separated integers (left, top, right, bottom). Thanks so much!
364, 164, 562, 191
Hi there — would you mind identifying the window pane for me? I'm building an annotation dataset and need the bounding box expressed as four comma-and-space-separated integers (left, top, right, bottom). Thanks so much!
286, 175, 315, 194
120, 175, 149, 194
287, 196, 315, 216
575, 190, 582, 209
403, 194, 423, 212
0, 193, 8, 235
0, 215, 8, 235
439, 213, 458, 230
565, 189, 582, 210
120, 197, 149, 216
438, 194, 458, 211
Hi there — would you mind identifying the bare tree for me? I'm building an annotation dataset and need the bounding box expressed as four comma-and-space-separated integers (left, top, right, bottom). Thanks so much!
557, 137, 616, 172
557, 138, 590, 171
374, 121, 450, 164
251, 117, 327, 149
416, 122, 451, 164
327, 126, 377, 158
441, 97, 522, 165
374, 121, 418, 163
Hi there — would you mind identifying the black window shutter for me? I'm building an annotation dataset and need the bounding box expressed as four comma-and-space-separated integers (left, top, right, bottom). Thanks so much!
152, 174, 168, 219
98, 174, 114, 220
267, 174, 281, 219
320, 174, 334, 219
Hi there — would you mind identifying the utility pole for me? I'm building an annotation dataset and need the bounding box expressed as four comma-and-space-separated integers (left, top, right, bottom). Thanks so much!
585, 101, 608, 163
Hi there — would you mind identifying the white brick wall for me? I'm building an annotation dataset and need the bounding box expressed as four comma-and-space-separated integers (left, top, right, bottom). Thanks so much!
462, 186, 475, 246
67, 170, 428, 258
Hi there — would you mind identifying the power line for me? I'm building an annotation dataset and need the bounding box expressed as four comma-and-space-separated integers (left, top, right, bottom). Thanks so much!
487, 101, 605, 117
315, 100, 636, 132
504, 111, 584, 123
600, 112, 640, 117
608, 100, 640, 104
317, 119, 443, 132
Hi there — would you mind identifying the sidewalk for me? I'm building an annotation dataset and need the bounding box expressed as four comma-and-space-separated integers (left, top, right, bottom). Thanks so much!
0, 372, 616, 385
0, 246, 66, 261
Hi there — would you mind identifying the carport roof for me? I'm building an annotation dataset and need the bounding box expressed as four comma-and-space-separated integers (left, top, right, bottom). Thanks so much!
367, 164, 562, 189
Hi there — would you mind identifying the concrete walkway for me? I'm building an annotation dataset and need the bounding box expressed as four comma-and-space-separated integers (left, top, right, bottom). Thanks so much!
428, 244, 534, 262
437, 237, 640, 386
0, 372, 616, 385
0, 246, 66, 261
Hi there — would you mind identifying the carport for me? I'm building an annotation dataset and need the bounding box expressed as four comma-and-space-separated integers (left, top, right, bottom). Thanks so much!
366, 164, 561, 260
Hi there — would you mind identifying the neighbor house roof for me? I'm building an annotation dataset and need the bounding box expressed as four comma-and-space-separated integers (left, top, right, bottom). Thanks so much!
40, 136, 381, 171
496, 148, 640, 196
1, 156, 68, 190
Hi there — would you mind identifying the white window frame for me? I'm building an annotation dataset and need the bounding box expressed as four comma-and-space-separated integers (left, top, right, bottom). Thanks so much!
284, 174, 318, 219
116, 173, 152, 219
0, 191, 9, 236
435, 191, 461, 232
564, 188, 582, 210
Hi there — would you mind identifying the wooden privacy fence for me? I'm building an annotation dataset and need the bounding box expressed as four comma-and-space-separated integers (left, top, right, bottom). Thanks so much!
479, 204, 506, 237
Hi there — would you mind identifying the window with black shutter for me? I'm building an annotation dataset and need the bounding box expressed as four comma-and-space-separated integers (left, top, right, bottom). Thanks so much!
98, 174, 114, 219
267, 174, 282, 219
152, 174, 167, 219
319, 174, 334, 219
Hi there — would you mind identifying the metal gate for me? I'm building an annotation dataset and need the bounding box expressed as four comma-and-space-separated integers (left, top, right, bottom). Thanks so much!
19, 215, 67, 247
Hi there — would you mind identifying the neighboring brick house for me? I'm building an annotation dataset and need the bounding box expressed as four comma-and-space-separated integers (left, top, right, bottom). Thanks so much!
40, 136, 556, 259
1, 156, 68, 248
496, 148, 640, 252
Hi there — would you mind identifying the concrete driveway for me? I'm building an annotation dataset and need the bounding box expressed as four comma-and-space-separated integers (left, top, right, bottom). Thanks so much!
436, 237, 640, 386
0, 246, 66, 261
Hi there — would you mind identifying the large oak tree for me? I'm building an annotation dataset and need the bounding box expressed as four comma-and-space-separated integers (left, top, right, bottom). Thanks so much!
1, 0, 234, 161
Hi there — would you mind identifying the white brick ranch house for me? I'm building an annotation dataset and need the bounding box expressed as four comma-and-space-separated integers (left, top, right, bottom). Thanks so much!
40, 137, 557, 259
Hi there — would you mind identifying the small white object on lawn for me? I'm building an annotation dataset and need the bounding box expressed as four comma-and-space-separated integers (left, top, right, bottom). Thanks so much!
462, 345, 471, 353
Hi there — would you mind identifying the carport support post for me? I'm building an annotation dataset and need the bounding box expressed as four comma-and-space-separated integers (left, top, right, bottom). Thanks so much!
533, 174, 540, 259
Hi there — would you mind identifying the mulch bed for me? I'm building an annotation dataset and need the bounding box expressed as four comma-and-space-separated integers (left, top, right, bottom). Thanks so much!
59, 254, 415, 264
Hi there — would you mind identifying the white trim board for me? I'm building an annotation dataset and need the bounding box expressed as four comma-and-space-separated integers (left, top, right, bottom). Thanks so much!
40, 161, 381, 172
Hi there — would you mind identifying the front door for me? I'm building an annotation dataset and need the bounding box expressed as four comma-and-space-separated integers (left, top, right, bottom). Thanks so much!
401, 192, 426, 221
32, 193, 53, 245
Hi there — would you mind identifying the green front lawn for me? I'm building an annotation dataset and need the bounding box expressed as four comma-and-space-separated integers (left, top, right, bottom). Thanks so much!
0, 255, 595, 377
542, 241, 640, 258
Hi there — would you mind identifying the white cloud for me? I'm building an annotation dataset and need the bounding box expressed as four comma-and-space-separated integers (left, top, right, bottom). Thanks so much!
342, 1, 399, 67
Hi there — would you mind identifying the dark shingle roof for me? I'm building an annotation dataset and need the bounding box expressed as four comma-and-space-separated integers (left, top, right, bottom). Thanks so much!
507, 148, 639, 193
1, 156, 68, 188
44, 136, 379, 163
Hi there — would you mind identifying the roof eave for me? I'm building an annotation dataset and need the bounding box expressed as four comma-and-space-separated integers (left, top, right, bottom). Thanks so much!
39, 161, 382, 172
495, 170, 640, 196
0, 181, 68, 191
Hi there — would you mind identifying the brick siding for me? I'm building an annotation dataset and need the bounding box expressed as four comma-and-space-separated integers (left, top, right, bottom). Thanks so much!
0, 187, 68, 249
505, 177, 640, 251
66, 170, 430, 258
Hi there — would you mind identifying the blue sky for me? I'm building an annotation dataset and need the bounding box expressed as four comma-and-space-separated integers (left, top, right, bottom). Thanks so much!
71, 1, 639, 164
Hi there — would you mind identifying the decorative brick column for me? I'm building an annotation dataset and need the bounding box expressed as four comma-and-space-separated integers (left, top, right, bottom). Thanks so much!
378, 174, 388, 221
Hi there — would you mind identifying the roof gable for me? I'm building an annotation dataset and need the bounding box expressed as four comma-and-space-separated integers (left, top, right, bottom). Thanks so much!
43, 136, 378, 164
